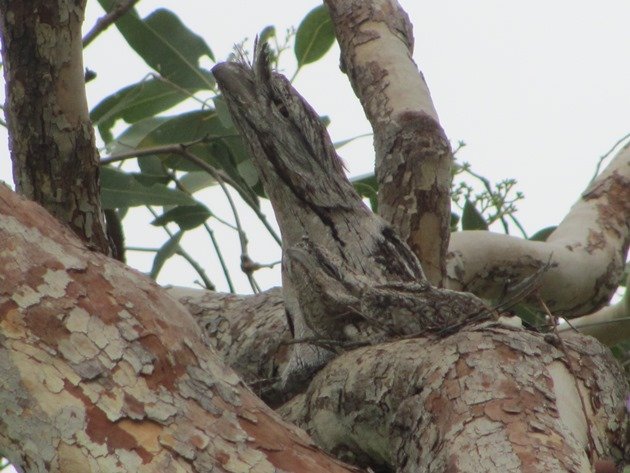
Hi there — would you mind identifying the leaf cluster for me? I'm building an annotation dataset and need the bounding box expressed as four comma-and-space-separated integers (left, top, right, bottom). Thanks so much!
89, 3, 337, 291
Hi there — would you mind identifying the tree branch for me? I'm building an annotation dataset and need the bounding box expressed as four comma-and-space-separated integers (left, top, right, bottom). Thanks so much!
0, 184, 359, 473
83, 0, 142, 47
325, 0, 452, 286
447, 143, 630, 317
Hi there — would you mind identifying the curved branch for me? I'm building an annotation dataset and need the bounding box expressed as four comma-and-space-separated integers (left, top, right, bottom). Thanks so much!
447, 143, 630, 317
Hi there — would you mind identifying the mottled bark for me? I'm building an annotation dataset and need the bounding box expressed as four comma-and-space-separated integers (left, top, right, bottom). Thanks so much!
284, 326, 627, 472
447, 143, 630, 317
325, 0, 452, 286
167, 286, 291, 406
0, 185, 359, 473
0, 0, 109, 253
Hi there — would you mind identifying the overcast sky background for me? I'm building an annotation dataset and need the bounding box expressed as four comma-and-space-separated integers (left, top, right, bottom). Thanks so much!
1, 1, 629, 295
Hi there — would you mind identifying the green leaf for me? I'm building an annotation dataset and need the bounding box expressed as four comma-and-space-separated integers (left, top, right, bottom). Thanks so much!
529, 226, 557, 242
510, 304, 547, 330
108, 116, 170, 154
96, 1, 214, 89
351, 173, 378, 211
150, 230, 183, 280
136, 155, 169, 185
294, 5, 336, 66
461, 200, 488, 231
100, 166, 196, 209
109, 112, 260, 208
90, 77, 202, 143
213, 95, 234, 128
178, 171, 216, 194
151, 204, 212, 230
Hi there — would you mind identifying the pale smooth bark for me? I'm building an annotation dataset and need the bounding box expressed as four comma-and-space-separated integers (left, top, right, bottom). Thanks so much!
323, 0, 629, 318
447, 143, 630, 317
325, 0, 452, 286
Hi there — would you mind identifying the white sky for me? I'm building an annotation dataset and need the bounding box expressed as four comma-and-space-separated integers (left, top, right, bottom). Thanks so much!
1, 1, 629, 295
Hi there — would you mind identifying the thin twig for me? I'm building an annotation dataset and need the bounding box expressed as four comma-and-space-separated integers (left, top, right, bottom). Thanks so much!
590, 131, 630, 182
167, 167, 236, 293
178, 148, 261, 293
508, 214, 529, 239
204, 222, 235, 293
83, 0, 141, 47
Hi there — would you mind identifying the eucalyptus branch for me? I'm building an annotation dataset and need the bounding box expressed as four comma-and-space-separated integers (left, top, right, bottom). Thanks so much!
83, 0, 141, 47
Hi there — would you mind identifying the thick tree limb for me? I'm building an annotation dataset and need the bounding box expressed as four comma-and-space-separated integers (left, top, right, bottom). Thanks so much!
0, 0, 110, 254
167, 286, 291, 406
447, 143, 630, 317
284, 326, 627, 471
0, 185, 359, 473
325, 0, 452, 286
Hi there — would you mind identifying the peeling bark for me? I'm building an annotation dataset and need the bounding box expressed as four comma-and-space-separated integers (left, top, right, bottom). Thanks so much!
0, 0, 110, 253
167, 286, 291, 406
286, 325, 627, 472
0, 185, 359, 473
211, 39, 628, 471
325, 0, 452, 286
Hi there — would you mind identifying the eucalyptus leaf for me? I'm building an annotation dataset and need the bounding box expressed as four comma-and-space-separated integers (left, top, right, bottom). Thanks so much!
450, 212, 460, 231
91, 77, 201, 143
529, 226, 557, 242
461, 200, 488, 231
96, 1, 214, 89
107, 116, 170, 154
101, 166, 196, 209
178, 171, 216, 194
351, 173, 378, 211
294, 5, 336, 66
259, 25, 276, 44
150, 230, 183, 280
151, 204, 212, 230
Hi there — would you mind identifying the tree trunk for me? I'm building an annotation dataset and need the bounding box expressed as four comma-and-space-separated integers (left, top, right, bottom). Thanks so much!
0, 0, 110, 254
